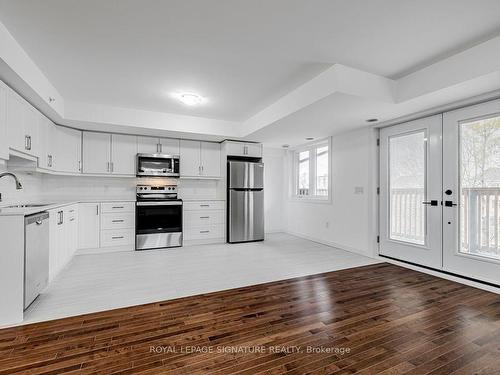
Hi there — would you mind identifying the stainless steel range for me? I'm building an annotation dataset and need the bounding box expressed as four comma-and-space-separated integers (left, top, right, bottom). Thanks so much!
135, 184, 183, 250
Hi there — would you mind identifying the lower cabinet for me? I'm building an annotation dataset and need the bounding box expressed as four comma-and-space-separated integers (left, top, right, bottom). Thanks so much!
78, 203, 100, 249
48, 204, 78, 282
183, 200, 225, 244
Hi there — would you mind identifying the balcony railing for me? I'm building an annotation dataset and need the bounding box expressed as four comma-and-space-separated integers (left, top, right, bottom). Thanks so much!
390, 187, 500, 259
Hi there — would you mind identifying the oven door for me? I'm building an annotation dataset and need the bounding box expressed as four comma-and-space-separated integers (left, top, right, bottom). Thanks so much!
136, 154, 180, 177
136, 201, 183, 250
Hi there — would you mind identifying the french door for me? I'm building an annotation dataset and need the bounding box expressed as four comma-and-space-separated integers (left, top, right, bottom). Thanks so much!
380, 100, 500, 286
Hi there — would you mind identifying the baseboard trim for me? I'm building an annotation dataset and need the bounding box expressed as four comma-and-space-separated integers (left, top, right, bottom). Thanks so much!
378, 255, 500, 294
285, 231, 375, 259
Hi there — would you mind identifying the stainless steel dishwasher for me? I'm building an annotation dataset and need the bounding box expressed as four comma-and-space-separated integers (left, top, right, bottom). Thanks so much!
24, 212, 49, 309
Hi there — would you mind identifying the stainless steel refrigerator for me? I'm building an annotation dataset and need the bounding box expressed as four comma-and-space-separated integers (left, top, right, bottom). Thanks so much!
228, 160, 264, 243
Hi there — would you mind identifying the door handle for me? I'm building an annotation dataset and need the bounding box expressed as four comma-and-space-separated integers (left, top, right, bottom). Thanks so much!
422, 200, 438, 206
444, 201, 457, 207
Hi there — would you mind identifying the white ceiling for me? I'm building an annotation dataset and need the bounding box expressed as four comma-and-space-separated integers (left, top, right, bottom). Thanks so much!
1, 0, 500, 122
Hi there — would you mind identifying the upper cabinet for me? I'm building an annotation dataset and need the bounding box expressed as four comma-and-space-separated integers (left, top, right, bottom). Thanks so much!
180, 140, 221, 178
225, 141, 262, 158
137, 136, 179, 155
0, 82, 7, 160
37, 116, 57, 170
6, 87, 39, 158
111, 134, 137, 175
54, 127, 82, 173
83, 132, 136, 175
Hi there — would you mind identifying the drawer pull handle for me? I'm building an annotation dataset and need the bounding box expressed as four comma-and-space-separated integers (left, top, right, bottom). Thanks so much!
112, 206, 124, 209
200, 216, 210, 219
112, 220, 125, 223
112, 236, 124, 239
200, 204, 210, 207
200, 230, 210, 233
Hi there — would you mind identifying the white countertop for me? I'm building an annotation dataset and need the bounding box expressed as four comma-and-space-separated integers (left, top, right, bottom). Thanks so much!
0, 199, 136, 216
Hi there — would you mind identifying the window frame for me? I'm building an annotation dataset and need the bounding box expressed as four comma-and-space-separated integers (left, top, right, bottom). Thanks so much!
290, 138, 332, 203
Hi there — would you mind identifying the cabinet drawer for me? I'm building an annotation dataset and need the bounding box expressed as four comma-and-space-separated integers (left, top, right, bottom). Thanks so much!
101, 202, 135, 213
184, 210, 224, 226
100, 229, 134, 247
101, 212, 135, 230
183, 201, 225, 211
184, 224, 224, 240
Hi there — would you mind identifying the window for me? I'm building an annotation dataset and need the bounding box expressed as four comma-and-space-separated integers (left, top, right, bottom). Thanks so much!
293, 141, 330, 200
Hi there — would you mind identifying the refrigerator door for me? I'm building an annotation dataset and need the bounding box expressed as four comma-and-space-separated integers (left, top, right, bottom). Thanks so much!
229, 189, 264, 243
228, 161, 264, 189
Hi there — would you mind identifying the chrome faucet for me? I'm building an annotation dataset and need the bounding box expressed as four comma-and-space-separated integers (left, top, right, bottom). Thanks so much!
0, 172, 23, 201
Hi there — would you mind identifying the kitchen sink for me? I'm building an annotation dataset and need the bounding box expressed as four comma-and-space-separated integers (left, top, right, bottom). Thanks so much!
5, 203, 55, 208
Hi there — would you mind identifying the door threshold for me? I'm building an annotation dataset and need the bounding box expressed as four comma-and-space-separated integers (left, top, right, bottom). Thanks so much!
378, 254, 500, 294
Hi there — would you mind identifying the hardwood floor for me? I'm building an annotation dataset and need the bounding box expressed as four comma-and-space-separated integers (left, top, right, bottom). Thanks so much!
0, 263, 499, 374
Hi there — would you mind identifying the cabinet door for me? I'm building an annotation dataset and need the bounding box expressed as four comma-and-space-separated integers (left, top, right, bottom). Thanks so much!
78, 203, 100, 249
5, 89, 26, 153
37, 116, 49, 169
180, 140, 201, 177
65, 205, 78, 259
82, 132, 111, 174
24, 105, 39, 157
111, 134, 137, 175
159, 138, 180, 155
55, 127, 82, 173
137, 136, 160, 154
244, 143, 262, 158
46, 120, 57, 170
0, 83, 7, 160
200, 142, 220, 177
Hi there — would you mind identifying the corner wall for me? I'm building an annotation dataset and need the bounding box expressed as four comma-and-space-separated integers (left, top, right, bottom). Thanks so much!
284, 127, 379, 258
262, 147, 286, 233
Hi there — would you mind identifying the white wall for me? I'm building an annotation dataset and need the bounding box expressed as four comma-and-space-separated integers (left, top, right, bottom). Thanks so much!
284, 127, 378, 257
263, 147, 286, 233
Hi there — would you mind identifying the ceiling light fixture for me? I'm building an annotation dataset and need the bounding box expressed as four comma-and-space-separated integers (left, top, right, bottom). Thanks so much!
305, 137, 314, 141
172, 92, 204, 106
282, 144, 290, 148
366, 118, 379, 123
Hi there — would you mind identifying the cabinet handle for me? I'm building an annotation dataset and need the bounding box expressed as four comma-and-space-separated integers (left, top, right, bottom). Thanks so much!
110, 162, 114, 173
200, 204, 210, 207
28, 136, 32, 151
112, 219, 124, 223
78, 160, 81, 172
96, 205, 99, 215
200, 216, 210, 219
112, 236, 124, 239
200, 230, 210, 233
47, 154, 51, 167
112, 206, 124, 209
25, 135, 29, 150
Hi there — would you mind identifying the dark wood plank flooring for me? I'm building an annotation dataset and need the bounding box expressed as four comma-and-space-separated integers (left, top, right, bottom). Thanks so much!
0, 263, 499, 374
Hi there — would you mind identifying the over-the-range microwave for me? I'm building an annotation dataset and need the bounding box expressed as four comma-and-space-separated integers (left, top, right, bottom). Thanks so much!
136, 153, 180, 177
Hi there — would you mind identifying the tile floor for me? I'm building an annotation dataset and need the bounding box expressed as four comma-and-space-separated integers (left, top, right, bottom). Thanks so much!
23, 233, 380, 324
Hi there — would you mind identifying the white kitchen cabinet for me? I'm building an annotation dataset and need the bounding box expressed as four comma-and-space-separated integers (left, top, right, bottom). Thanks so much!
5, 87, 39, 158
159, 138, 180, 155
180, 140, 221, 178
110, 134, 137, 175
183, 200, 225, 244
0, 82, 7, 160
82, 132, 111, 174
137, 136, 159, 154
48, 204, 78, 282
83, 132, 136, 175
180, 140, 201, 176
137, 136, 179, 155
200, 142, 221, 177
225, 141, 262, 158
55, 126, 82, 173
78, 202, 100, 249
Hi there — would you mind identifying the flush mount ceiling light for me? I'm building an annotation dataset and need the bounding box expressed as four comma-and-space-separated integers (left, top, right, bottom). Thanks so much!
282, 144, 290, 148
171, 92, 205, 106
305, 137, 314, 141
366, 118, 379, 123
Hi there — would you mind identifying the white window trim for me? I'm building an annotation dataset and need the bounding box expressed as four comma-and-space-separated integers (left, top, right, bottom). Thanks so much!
289, 137, 332, 204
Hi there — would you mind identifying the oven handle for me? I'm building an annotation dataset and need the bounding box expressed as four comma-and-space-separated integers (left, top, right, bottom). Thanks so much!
136, 201, 183, 206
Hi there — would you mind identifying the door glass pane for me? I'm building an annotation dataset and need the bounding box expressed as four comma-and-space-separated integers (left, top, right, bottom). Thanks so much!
298, 151, 310, 195
389, 132, 426, 245
460, 116, 500, 260
316, 146, 328, 196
